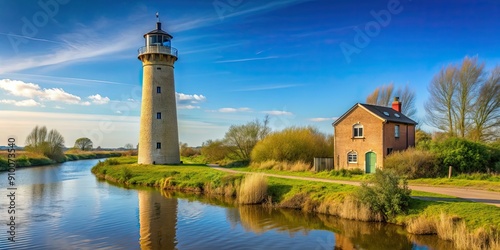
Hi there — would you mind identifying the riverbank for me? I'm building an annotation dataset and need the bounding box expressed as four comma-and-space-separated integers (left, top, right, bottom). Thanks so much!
0, 150, 125, 171
92, 157, 500, 250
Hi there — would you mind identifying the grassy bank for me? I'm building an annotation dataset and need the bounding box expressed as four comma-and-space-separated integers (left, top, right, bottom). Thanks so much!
0, 150, 124, 171
230, 164, 500, 192
92, 157, 500, 249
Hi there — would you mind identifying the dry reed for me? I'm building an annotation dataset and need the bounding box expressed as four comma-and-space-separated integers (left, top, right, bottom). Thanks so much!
238, 174, 268, 204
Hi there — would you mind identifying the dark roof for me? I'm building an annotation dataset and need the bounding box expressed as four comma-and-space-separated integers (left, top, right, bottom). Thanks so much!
143, 22, 173, 38
333, 103, 417, 126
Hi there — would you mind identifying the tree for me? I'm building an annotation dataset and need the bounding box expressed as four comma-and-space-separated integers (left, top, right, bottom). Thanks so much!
25, 126, 65, 162
74, 138, 93, 151
201, 139, 230, 163
124, 143, 134, 150
425, 65, 458, 137
470, 66, 500, 141
425, 57, 499, 141
251, 127, 333, 164
224, 116, 270, 161
366, 83, 416, 118
455, 57, 484, 138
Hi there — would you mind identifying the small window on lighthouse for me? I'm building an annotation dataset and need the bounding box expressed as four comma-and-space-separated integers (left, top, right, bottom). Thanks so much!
157, 112, 161, 119
157, 87, 161, 93
156, 143, 161, 149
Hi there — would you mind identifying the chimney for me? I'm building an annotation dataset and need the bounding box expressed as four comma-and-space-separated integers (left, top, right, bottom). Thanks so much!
392, 97, 401, 112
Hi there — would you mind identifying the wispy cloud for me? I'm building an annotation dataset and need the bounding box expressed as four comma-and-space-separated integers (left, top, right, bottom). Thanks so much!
232, 84, 302, 92
309, 117, 338, 122
0, 73, 135, 86
215, 56, 280, 63
218, 107, 252, 113
0, 99, 42, 107
263, 110, 293, 116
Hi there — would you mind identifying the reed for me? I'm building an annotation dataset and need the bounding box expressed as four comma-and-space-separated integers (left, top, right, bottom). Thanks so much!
238, 174, 268, 204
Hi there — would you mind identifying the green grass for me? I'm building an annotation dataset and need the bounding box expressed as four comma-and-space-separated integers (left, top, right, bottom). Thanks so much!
395, 190, 500, 230
231, 166, 371, 181
408, 178, 500, 192
93, 156, 500, 243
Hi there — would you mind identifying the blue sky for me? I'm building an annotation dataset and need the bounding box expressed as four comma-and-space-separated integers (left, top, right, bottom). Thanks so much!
0, 0, 499, 147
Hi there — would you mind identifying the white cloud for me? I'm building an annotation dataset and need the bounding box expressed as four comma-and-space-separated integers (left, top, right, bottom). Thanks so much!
178, 105, 200, 110
0, 99, 41, 107
42, 88, 81, 104
309, 117, 339, 122
88, 94, 110, 105
0, 79, 108, 107
218, 107, 252, 113
0, 79, 42, 98
176, 93, 207, 104
263, 110, 293, 116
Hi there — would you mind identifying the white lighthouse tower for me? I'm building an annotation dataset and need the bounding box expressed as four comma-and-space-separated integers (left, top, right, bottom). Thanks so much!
137, 14, 180, 165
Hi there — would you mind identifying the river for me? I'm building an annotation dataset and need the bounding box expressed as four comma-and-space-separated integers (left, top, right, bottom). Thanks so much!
0, 159, 453, 249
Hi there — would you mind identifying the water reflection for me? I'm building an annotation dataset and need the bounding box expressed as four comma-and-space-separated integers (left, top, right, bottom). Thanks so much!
138, 190, 178, 250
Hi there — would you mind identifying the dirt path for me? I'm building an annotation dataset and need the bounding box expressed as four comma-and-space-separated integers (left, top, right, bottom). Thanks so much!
208, 165, 500, 207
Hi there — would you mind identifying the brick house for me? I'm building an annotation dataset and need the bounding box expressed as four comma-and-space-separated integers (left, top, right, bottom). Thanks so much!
333, 98, 417, 173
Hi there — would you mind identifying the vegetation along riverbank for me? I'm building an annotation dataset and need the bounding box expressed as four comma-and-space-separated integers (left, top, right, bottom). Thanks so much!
0, 150, 124, 171
92, 156, 500, 250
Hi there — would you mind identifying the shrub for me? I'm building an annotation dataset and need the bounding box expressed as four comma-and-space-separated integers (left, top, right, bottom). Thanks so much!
122, 167, 133, 181
238, 174, 268, 204
357, 169, 411, 220
250, 160, 311, 171
251, 127, 333, 165
201, 140, 231, 163
431, 138, 491, 174
105, 158, 120, 165
384, 148, 439, 179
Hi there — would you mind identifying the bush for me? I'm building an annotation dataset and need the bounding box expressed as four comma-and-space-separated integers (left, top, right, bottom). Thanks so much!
431, 138, 491, 174
357, 169, 411, 220
384, 148, 439, 179
201, 140, 231, 163
251, 127, 333, 165
238, 174, 268, 204
250, 160, 311, 171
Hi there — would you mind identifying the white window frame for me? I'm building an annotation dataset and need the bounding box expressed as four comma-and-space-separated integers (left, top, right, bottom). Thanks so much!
353, 124, 364, 138
348, 151, 358, 163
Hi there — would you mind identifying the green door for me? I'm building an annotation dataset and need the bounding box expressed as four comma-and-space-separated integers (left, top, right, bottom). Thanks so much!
365, 152, 376, 173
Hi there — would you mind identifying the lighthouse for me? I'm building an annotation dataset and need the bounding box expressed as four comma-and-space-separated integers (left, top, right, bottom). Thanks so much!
137, 14, 180, 165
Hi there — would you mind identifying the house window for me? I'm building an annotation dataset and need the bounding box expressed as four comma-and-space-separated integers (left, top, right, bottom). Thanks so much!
157, 67, 162, 70
395, 125, 400, 138
157, 87, 161, 93
156, 112, 161, 119
156, 142, 161, 149
347, 151, 357, 163
353, 124, 363, 138
387, 148, 393, 155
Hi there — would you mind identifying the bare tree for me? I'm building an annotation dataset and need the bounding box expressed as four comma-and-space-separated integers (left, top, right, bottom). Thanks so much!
25, 125, 48, 153
26, 126, 65, 161
366, 83, 416, 118
470, 66, 500, 141
425, 57, 498, 141
455, 57, 484, 138
425, 66, 458, 136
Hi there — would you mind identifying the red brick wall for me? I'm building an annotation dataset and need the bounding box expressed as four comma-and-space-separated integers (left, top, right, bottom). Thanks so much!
334, 105, 384, 171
